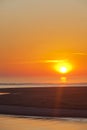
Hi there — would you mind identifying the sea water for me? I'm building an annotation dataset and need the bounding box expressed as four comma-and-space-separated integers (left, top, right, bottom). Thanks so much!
0, 82, 87, 130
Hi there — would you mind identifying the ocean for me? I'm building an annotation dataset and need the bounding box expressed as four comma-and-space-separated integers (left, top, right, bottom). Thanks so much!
0, 82, 87, 130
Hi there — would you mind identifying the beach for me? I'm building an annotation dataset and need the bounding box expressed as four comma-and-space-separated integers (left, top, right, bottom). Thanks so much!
0, 115, 87, 130
0, 86, 87, 118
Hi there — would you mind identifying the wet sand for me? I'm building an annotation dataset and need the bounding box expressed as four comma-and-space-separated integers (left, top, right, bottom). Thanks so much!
0, 87, 87, 117
0, 115, 87, 130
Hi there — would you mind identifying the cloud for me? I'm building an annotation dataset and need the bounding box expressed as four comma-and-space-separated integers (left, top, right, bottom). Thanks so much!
72, 52, 87, 56
7, 59, 68, 64
44, 60, 66, 63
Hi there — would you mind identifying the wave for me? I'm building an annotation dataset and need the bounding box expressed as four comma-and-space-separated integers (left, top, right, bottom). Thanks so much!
0, 82, 87, 88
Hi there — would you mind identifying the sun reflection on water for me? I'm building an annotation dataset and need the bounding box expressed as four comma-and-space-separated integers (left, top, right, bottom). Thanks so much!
60, 76, 67, 83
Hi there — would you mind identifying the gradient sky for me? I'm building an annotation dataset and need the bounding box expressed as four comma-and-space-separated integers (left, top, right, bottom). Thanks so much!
0, 0, 87, 82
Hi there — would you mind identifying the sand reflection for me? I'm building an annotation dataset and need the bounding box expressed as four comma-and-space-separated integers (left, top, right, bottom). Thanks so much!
0, 115, 87, 130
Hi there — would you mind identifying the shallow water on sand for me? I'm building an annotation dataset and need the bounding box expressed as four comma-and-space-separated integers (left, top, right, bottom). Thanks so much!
0, 115, 87, 130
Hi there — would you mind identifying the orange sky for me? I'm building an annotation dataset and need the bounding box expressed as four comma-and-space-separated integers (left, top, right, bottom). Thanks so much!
0, 0, 87, 82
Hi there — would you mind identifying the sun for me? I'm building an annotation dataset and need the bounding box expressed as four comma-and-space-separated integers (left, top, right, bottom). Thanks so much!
59, 66, 68, 74
54, 61, 72, 74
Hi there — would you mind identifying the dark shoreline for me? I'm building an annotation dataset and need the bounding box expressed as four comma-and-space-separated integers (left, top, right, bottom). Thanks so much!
0, 87, 87, 118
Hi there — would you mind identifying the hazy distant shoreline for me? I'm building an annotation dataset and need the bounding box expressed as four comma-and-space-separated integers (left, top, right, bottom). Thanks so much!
0, 87, 87, 118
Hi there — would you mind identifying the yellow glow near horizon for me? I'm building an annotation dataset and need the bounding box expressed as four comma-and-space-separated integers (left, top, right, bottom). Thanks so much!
54, 61, 72, 74
60, 76, 67, 83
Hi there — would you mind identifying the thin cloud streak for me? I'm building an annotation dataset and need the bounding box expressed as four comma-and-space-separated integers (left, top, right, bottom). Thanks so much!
72, 52, 87, 56
5, 60, 67, 64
